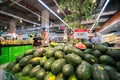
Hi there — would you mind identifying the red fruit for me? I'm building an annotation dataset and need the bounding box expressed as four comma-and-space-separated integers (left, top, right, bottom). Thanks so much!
76, 43, 87, 49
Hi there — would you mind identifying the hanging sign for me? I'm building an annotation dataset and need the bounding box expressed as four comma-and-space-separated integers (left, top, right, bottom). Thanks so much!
74, 28, 88, 38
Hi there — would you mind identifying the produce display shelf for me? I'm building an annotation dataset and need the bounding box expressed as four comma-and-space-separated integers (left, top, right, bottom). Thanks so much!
0, 44, 33, 65
0, 44, 32, 47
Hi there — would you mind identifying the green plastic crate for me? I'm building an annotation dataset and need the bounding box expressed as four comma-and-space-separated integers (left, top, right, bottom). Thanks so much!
1, 47, 9, 56
9, 53, 24, 62
17, 52, 24, 56
9, 55, 17, 62
1, 47, 9, 64
23, 45, 33, 52
0, 56, 2, 65
9, 46, 24, 55
1, 55, 9, 64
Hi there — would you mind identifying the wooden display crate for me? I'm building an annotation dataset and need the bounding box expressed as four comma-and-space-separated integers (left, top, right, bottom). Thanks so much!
102, 32, 120, 43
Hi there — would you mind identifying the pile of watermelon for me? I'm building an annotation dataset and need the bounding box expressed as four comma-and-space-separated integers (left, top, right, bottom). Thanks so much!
4, 42, 120, 80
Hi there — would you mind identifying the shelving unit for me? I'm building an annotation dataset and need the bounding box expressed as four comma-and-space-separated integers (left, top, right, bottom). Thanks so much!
0, 44, 33, 64
102, 32, 120, 43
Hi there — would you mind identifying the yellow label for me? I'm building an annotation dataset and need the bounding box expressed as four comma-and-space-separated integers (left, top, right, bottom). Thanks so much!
91, 59, 95, 62
49, 76, 56, 80
32, 57, 41, 60
100, 67, 104, 70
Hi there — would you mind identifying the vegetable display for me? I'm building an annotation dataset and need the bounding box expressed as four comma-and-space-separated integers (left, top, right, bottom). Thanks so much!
4, 42, 120, 80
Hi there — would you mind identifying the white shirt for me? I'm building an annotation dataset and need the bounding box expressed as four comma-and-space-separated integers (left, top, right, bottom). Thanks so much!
92, 37, 101, 43
0, 36, 5, 40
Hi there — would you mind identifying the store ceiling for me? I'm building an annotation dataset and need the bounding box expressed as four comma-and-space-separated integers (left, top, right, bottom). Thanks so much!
99, 20, 120, 34
0, 0, 120, 34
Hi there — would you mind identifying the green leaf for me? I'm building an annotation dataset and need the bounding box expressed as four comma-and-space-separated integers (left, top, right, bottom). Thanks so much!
94, 20, 99, 26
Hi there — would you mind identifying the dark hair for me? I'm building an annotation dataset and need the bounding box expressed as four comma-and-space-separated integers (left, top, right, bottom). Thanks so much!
34, 34, 37, 37
30, 35, 32, 37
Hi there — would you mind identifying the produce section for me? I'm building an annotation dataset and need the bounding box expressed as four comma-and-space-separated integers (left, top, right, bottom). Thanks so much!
102, 32, 120, 43
0, 0, 120, 80
0, 44, 33, 64
2, 42, 120, 80
0, 39, 32, 45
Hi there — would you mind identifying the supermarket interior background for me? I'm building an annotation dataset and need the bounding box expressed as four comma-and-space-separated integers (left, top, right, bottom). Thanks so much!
0, 0, 120, 80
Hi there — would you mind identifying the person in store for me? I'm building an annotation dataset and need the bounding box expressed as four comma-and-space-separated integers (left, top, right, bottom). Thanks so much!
28, 35, 33, 43
0, 34, 5, 41
92, 32, 101, 43
88, 36, 93, 42
49, 38, 52, 43
37, 35, 42, 47
32, 34, 38, 49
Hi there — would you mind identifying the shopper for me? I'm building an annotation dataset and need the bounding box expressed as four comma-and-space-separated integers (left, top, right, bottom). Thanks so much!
37, 35, 42, 47
33, 34, 38, 49
88, 36, 93, 42
92, 32, 101, 43
28, 35, 33, 43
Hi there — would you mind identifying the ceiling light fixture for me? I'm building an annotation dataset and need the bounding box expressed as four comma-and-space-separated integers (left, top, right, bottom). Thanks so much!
57, 9, 60, 13
0, 10, 40, 26
37, 0, 69, 27
89, 0, 110, 33
38, 16, 41, 21
10, 0, 56, 27
53, 0, 67, 17
33, 24, 36, 27
20, 18, 23, 23
4, 25, 7, 29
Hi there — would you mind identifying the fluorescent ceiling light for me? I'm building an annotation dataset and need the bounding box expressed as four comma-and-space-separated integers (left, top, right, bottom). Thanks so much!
10, 0, 55, 26
89, 0, 110, 32
37, 0, 69, 27
4, 26, 7, 29
20, 18, 23, 23
0, 10, 40, 26
53, 0, 67, 17
57, 9, 60, 13
33, 24, 36, 27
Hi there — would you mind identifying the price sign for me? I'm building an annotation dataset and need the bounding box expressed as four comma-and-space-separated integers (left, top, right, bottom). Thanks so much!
74, 29, 88, 38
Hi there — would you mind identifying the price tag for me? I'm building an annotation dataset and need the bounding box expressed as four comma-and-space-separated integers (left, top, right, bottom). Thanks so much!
74, 29, 88, 38
74, 32, 88, 38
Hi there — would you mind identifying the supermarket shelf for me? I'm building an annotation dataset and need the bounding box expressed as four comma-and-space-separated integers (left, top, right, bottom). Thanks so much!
0, 44, 32, 47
